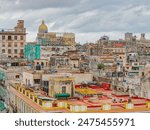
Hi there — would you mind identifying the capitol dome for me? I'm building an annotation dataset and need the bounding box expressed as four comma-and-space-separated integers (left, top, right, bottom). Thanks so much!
38, 20, 48, 33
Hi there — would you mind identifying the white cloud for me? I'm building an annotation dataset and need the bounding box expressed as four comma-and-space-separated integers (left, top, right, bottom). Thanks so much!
1, 0, 150, 43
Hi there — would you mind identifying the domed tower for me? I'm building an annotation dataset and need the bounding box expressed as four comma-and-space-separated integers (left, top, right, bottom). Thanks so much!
38, 20, 48, 33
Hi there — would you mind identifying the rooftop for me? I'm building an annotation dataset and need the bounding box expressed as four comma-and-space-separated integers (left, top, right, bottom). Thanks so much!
9, 82, 150, 113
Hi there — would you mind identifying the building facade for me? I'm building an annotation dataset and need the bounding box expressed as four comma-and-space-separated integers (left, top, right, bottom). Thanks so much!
0, 20, 26, 58
37, 20, 76, 46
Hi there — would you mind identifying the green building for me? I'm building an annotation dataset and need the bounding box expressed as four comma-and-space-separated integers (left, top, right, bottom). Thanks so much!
0, 101, 5, 111
0, 70, 7, 81
24, 43, 41, 61
24, 38, 51, 62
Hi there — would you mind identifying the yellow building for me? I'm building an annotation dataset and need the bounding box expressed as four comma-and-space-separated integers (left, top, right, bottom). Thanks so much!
8, 83, 62, 113
48, 77, 75, 98
8, 82, 84, 113
37, 20, 76, 46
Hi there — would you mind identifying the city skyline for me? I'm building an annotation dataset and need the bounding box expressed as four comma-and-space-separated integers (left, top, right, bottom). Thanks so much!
1, 0, 150, 43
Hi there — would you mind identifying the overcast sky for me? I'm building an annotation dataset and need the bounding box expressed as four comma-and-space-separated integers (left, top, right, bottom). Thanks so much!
1, 0, 150, 43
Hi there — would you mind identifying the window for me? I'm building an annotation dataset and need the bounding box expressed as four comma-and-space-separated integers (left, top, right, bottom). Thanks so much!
8, 35, 12, 40
20, 55, 24, 58
15, 75, 20, 78
8, 49, 11, 54
34, 79, 40, 84
2, 35, 5, 40
20, 49, 23, 54
52, 47, 55, 51
2, 49, 5, 53
20, 42, 24, 47
20, 36, 24, 40
43, 81, 49, 94
14, 49, 17, 54
23, 90, 25, 94
26, 92, 29, 97
8, 42, 11, 47
62, 86, 66, 93
30, 95, 33, 100
2, 43, 5, 47
43, 81, 49, 88
14, 36, 17, 40
34, 97, 37, 103
14, 42, 17, 47
41, 62, 44, 68
36, 65, 41, 70
20, 88, 22, 92
28, 80, 30, 86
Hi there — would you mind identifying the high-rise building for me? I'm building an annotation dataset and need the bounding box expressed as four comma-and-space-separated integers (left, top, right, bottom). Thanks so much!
0, 20, 26, 58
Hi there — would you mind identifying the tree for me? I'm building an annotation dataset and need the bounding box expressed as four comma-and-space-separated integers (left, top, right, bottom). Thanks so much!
97, 63, 105, 77
97, 63, 105, 70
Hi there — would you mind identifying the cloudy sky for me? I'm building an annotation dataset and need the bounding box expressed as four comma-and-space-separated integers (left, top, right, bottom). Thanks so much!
0, 0, 150, 43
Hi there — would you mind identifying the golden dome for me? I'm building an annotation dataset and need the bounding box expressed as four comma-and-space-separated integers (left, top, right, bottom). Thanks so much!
38, 20, 48, 33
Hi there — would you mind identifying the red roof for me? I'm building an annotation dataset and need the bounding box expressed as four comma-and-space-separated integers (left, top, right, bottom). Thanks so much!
113, 43, 125, 47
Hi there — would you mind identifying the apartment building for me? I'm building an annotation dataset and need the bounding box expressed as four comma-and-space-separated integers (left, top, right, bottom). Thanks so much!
0, 20, 26, 58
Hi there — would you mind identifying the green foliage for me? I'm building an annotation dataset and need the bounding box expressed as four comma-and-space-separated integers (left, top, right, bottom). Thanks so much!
97, 63, 105, 70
